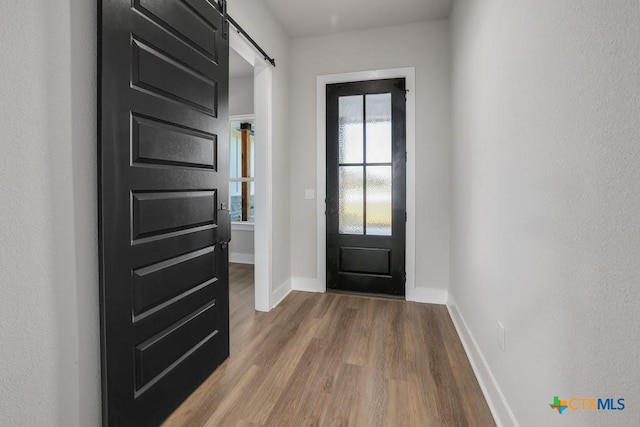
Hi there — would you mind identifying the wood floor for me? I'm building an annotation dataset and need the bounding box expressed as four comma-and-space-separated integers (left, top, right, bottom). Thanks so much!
164, 264, 495, 427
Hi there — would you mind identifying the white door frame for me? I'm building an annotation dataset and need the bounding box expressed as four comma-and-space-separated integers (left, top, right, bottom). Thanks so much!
230, 32, 273, 312
316, 68, 418, 301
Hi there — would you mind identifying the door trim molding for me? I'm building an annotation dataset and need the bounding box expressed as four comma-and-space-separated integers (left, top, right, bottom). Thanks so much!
314, 68, 417, 300
230, 31, 274, 312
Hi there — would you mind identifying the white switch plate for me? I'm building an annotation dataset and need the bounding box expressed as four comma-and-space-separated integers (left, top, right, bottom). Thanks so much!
497, 321, 505, 352
304, 189, 315, 200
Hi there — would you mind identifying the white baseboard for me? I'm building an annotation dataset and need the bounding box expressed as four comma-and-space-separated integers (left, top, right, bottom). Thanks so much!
271, 279, 291, 309
290, 278, 448, 304
446, 295, 519, 427
229, 252, 254, 265
291, 277, 325, 293
406, 286, 448, 305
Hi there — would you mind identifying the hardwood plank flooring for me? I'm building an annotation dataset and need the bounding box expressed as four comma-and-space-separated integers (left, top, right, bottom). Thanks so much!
164, 263, 495, 427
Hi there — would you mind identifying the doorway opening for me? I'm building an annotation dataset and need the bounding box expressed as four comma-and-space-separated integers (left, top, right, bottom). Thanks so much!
229, 32, 273, 312
229, 49, 256, 266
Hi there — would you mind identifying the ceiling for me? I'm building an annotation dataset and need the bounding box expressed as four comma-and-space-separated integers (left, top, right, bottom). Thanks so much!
263, 0, 453, 38
229, 48, 253, 79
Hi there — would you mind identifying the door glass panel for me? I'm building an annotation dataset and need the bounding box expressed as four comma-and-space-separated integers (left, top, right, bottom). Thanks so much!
366, 166, 392, 236
339, 96, 364, 164
365, 93, 392, 163
339, 166, 364, 234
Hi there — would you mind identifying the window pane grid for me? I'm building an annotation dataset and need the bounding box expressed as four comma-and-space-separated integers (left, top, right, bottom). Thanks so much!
337, 92, 393, 236
338, 162, 392, 167
229, 118, 255, 223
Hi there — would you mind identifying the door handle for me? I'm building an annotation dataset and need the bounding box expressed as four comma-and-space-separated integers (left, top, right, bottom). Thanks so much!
217, 204, 231, 247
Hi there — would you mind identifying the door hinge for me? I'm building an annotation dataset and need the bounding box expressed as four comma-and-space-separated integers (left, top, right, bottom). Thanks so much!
405, 151, 407, 162
405, 212, 407, 222
221, 0, 229, 39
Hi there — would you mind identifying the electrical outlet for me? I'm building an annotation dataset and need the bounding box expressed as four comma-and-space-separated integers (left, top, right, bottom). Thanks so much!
497, 322, 505, 352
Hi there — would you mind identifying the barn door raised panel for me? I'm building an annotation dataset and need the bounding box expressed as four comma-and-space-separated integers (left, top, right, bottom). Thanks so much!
99, 0, 230, 425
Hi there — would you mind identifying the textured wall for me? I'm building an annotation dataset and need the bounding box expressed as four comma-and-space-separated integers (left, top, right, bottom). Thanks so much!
0, 0, 99, 425
289, 21, 451, 291
450, 1, 640, 425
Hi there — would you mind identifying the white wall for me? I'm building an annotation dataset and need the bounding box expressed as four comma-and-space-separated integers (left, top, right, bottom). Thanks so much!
0, 0, 99, 425
229, 75, 255, 116
229, 228, 255, 264
228, 1, 291, 297
450, 1, 640, 426
289, 21, 451, 292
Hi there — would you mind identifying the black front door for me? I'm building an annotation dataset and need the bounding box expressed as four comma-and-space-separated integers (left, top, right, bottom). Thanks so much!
98, 0, 230, 425
326, 79, 407, 296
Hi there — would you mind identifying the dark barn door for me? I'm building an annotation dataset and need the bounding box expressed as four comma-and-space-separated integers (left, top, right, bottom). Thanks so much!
98, 0, 230, 425
326, 79, 406, 296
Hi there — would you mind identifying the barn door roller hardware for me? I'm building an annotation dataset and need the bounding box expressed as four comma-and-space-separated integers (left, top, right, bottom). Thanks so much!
220, 0, 276, 67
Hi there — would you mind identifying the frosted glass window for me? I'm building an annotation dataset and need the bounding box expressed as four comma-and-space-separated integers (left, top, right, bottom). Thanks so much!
339, 166, 364, 234
365, 93, 392, 164
366, 166, 392, 236
339, 96, 364, 164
